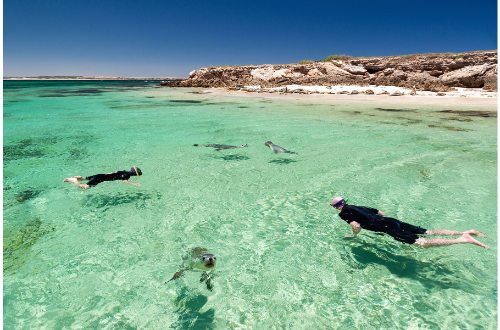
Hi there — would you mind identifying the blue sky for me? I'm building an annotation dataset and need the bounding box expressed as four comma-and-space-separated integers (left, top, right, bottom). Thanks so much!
4, 0, 498, 77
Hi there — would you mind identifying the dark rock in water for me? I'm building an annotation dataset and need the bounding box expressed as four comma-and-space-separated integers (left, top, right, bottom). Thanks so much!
375, 108, 417, 112
395, 116, 423, 124
441, 117, 473, 122
443, 126, 470, 132
4, 136, 58, 161
438, 109, 496, 118
169, 99, 204, 104
419, 168, 432, 181
39, 93, 68, 97
67, 147, 88, 159
67, 88, 103, 94
40, 88, 104, 97
4, 217, 55, 274
4, 144, 45, 161
109, 103, 166, 110
427, 124, 470, 132
15, 189, 42, 203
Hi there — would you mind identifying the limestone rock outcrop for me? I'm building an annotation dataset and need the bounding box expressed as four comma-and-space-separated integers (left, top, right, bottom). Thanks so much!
163, 51, 497, 91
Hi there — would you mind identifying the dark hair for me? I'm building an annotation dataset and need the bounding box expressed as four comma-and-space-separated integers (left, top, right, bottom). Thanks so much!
131, 166, 142, 176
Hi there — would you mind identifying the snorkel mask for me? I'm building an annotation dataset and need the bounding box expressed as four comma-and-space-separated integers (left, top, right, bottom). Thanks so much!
130, 166, 142, 176
331, 197, 348, 209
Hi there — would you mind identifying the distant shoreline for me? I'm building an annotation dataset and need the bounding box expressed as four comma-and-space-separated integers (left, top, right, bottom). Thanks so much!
3, 76, 185, 81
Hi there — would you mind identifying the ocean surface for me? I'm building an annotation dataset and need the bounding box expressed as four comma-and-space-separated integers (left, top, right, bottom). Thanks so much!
3, 80, 497, 329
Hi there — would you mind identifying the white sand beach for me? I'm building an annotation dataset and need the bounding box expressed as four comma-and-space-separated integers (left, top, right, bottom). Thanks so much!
206, 85, 497, 108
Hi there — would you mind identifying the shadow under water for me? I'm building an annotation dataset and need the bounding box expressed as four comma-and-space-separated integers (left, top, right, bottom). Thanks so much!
211, 154, 250, 161
173, 287, 215, 329
82, 191, 162, 211
269, 158, 298, 165
340, 240, 477, 293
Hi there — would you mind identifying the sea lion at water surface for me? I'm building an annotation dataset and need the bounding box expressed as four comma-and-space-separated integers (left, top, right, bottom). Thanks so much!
193, 143, 248, 151
264, 141, 297, 154
166, 247, 217, 290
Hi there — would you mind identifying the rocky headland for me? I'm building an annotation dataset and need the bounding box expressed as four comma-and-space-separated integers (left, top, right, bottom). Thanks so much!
163, 51, 497, 95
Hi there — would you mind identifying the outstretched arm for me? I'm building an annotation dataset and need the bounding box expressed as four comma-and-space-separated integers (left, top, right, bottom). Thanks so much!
345, 221, 361, 238
123, 180, 141, 187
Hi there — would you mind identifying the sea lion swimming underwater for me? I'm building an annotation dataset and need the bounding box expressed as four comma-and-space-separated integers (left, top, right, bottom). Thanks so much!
264, 141, 297, 154
166, 247, 217, 290
193, 143, 248, 151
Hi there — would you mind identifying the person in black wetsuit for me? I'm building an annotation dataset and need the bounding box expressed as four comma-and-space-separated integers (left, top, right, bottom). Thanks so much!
330, 196, 488, 249
64, 166, 142, 189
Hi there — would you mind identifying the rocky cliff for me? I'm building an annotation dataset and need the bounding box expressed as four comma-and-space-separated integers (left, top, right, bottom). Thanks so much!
163, 51, 497, 92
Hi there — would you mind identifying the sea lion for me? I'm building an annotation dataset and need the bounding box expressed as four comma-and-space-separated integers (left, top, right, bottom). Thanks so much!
166, 247, 217, 290
193, 143, 248, 151
264, 141, 297, 154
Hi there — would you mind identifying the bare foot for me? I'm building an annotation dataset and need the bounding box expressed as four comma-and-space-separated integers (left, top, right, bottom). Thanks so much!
462, 233, 489, 249
463, 230, 485, 237
64, 177, 79, 183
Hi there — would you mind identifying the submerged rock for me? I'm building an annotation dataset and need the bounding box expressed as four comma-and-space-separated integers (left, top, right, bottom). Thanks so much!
15, 189, 42, 203
4, 217, 55, 274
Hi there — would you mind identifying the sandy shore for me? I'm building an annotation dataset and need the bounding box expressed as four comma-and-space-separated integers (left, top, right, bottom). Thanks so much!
202, 85, 497, 109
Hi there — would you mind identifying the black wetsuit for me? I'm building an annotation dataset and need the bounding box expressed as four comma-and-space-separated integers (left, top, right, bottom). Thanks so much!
339, 204, 427, 244
85, 171, 131, 187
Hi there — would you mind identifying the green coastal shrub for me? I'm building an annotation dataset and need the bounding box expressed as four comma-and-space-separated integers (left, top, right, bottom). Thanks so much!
323, 54, 352, 61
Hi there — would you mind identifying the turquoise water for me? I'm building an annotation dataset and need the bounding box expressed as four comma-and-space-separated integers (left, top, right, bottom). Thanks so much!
4, 80, 497, 329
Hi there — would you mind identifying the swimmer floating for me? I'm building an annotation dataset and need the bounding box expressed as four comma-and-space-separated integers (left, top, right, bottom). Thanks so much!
64, 166, 142, 189
330, 196, 489, 248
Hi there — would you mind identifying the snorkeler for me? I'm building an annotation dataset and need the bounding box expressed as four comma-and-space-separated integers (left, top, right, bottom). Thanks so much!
64, 166, 142, 189
330, 196, 489, 248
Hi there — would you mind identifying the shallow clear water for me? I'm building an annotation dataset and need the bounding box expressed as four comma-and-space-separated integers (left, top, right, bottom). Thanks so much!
4, 81, 497, 329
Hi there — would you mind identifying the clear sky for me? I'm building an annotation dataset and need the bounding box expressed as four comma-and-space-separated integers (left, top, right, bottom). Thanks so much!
4, 0, 498, 77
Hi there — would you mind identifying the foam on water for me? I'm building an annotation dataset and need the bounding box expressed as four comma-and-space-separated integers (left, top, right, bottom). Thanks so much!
4, 81, 497, 329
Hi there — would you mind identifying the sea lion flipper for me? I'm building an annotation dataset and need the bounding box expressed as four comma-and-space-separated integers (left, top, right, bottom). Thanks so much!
206, 278, 214, 291
200, 271, 214, 291
166, 270, 185, 283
